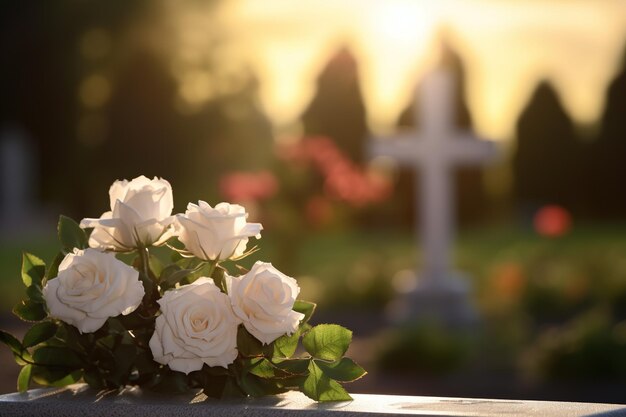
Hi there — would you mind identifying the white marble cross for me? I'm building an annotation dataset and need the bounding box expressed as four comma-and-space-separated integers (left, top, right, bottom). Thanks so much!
369, 67, 498, 323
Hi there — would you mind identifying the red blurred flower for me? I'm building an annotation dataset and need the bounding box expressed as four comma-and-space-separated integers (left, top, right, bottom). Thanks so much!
534, 205, 572, 237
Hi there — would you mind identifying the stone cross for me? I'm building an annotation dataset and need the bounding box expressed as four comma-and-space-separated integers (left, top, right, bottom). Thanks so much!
369, 67, 498, 325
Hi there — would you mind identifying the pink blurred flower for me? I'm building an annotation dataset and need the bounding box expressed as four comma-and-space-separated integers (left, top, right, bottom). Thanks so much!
276, 136, 391, 207
220, 171, 278, 203
306, 195, 334, 228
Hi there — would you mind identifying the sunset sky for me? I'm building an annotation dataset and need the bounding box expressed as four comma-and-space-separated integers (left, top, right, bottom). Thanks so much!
166, 0, 626, 141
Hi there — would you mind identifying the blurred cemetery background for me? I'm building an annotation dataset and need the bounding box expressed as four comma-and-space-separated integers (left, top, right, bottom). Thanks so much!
2, 0, 626, 403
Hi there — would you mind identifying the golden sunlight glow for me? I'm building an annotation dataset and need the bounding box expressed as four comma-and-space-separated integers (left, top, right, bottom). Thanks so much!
346, 1, 440, 133
79, 74, 111, 109
165, 0, 626, 141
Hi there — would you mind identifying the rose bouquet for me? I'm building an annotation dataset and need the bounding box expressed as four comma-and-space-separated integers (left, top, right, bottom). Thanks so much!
0, 176, 365, 401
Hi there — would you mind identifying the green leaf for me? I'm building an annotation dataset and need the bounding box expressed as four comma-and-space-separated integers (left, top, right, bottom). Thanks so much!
273, 329, 301, 358
237, 326, 264, 357
92, 335, 116, 367
83, 369, 105, 390
302, 361, 352, 402
186, 262, 214, 285
239, 373, 286, 397
245, 358, 276, 378
315, 358, 367, 382
21, 253, 45, 288
106, 343, 137, 386
159, 265, 191, 286
25, 285, 44, 304
95, 334, 116, 351
138, 271, 156, 302
134, 350, 159, 375
211, 265, 227, 292
105, 318, 127, 335
55, 323, 86, 353
199, 374, 227, 399
221, 377, 245, 399
239, 374, 268, 397
33, 346, 82, 369
13, 354, 32, 366
13, 299, 47, 322
17, 364, 32, 392
151, 371, 189, 393
117, 309, 154, 331
47, 252, 65, 280
31, 365, 80, 386
293, 300, 316, 325
204, 365, 230, 376
23, 322, 58, 348
149, 255, 164, 278
58, 215, 88, 252
40, 370, 82, 387
275, 375, 307, 390
0, 330, 24, 356
0, 330, 33, 365
274, 358, 311, 375
302, 324, 352, 361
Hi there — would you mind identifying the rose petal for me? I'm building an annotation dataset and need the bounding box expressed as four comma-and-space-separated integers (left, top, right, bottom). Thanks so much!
149, 277, 240, 373
42, 249, 144, 334
229, 261, 302, 345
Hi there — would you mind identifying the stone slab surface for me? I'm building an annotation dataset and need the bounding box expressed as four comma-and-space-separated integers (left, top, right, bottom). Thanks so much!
0, 384, 625, 417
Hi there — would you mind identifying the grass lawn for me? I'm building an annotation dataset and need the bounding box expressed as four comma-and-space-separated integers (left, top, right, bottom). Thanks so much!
2, 223, 626, 314
1, 222, 626, 390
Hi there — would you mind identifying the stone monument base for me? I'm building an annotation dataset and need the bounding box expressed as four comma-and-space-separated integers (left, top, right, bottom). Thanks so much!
1, 383, 625, 417
386, 271, 479, 327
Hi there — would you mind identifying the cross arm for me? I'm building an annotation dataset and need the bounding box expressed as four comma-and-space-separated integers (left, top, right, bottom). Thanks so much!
368, 134, 426, 164
446, 133, 499, 165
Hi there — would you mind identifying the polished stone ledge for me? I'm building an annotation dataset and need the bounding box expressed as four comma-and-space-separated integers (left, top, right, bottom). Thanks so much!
0, 384, 625, 417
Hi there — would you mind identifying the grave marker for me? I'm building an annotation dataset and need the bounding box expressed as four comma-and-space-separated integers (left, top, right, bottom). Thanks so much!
369, 65, 498, 325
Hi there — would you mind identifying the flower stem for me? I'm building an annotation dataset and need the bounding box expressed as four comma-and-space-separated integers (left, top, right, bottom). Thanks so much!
206, 260, 217, 279
206, 260, 227, 292
139, 246, 151, 279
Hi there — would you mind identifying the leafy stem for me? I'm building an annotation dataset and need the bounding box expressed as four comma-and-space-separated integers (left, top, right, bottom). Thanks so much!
206, 260, 217, 280
138, 246, 151, 280
207, 260, 228, 293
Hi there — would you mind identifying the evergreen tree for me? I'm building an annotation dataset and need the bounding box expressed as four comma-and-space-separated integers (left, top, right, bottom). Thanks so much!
513, 82, 583, 216
302, 48, 368, 162
588, 51, 626, 218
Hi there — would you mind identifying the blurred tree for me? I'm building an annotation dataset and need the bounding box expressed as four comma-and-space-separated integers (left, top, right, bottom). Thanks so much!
302, 48, 368, 163
0, 0, 275, 219
0, 0, 151, 218
588, 50, 626, 219
1, 1, 79, 214
513, 82, 585, 218
92, 50, 180, 209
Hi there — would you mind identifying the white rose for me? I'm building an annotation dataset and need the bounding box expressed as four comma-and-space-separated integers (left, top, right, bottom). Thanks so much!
149, 277, 240, 374
228, 261, 304, 345
80, 175, 175, 251
42, 248, 144, 333
175, 201, 262, 261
